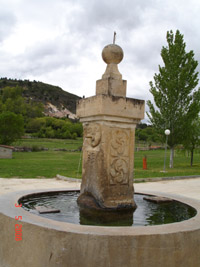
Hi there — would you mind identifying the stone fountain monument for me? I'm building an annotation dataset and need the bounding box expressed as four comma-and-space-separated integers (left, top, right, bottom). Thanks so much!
0, 34, 200, 267
77, 34, 144, 211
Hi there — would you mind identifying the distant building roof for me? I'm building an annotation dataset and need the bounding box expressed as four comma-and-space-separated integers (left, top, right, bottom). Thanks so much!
0, 145, 14, 150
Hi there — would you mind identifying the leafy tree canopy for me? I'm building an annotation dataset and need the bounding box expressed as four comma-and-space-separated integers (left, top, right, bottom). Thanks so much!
0, 86, 44, 119
26, 117, 83, 139
0, 112, 24, 145
147, 30, 200, 167
182, 116, 200, 166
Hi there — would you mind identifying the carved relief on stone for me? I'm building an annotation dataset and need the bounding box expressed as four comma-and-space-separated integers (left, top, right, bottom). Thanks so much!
83, 123, 101, 148
82, 123, 102, 189
110, 130, 128, 156
109, 129, 130, 185
110, 158, 128, 184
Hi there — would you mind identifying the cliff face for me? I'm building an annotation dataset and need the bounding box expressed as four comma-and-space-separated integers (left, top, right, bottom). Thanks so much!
44, 103, 77, 119
0, 78, 81, 117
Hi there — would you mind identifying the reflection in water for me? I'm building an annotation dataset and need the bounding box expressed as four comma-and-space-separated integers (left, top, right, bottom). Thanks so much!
79, 207, 133, 226
146, 201, 197, 225
20, 191, 197, 227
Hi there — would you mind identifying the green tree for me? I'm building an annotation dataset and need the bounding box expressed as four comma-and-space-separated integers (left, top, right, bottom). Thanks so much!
0, 86, 44, 119
147, 30, 200, 168
136, 126, 162, 145
26, 117, 46, 133
70, 122, 83, 137
3, 97, 27, 116
26, 102, 44, 118
1, 85, 23, 101
45, 126, 55, 138
183, 117, 200, 166
0, 112, 24, 145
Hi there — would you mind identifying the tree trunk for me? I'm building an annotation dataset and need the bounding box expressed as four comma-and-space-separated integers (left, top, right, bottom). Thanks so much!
190, 149, 194, 167
169, 147, 174, 168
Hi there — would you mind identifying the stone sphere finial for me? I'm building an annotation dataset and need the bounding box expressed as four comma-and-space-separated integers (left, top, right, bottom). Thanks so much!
102, 44, 124, 65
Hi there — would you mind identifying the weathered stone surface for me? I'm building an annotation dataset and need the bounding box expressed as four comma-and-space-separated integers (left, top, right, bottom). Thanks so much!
0, 145, 13, 159
143, 196, 173, 203
76, 94, 144, 122
1, 189, 200, 267
101, 44, 123, 80
35, 206, 60, 214
77, 43, 145, 210
102, 44, 123, 65
96, 78, 127, 97
79, 122, 136, 209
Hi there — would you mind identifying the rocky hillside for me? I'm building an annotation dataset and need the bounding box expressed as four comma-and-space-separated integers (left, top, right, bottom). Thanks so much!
0, 78, 81, 118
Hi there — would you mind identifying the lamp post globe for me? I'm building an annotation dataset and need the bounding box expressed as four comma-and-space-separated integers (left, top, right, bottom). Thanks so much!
165, 129, 170, 136
163, 129, 170, 172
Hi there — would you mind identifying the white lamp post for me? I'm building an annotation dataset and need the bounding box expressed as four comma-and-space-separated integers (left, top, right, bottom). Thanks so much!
163, 129, 170, 172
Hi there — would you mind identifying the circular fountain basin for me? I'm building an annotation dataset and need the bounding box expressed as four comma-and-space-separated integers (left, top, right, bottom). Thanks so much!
19, 191, 196, 227
0, 188, 200, 267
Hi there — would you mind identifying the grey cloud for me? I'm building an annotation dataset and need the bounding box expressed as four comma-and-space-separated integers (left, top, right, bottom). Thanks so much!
0, 10, 17, 42
68, 0, 156, 37
11, 37, 80, 76
125, 39, 161, 70
65, 0, 175, 72
0, 0, 200, 104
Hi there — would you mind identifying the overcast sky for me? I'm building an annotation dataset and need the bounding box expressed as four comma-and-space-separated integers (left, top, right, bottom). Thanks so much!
0, 0, 200, 119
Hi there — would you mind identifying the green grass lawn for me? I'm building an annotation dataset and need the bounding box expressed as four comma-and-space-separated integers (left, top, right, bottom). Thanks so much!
0, 138, 200, 179
0, 151, 82, 178
13, 138, 83, 150
134, 150, 200, 179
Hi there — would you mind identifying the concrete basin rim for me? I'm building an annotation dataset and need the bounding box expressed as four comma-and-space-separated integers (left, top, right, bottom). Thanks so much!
0, 188, 200, 236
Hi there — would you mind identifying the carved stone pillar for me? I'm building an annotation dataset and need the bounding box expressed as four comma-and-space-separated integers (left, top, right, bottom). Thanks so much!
76, 42, 144, 210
